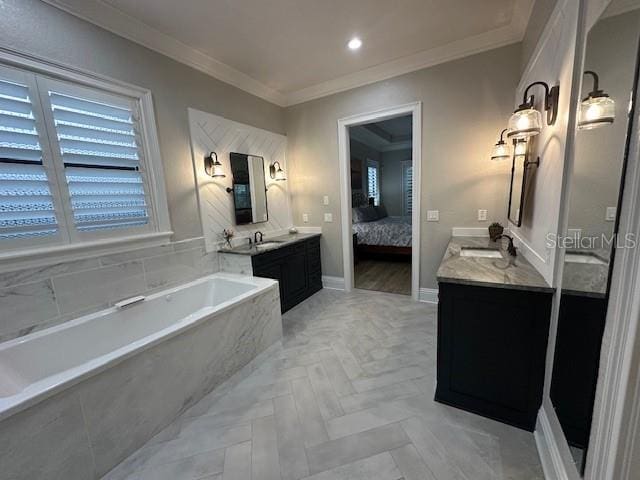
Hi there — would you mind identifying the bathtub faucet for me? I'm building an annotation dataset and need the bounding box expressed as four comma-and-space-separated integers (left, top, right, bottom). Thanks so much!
254, 231, 264, 244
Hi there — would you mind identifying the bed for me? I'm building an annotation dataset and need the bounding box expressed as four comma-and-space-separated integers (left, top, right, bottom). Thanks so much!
352, 206, 412, 256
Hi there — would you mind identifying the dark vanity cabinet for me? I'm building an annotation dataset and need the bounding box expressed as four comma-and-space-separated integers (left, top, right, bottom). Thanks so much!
251, 236, 322, 312
436, 282, 553, 431
550, 293, 607, 448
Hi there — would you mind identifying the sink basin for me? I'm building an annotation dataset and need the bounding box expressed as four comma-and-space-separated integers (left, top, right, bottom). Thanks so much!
460, 247, 502, 258
255, 241, 285, 250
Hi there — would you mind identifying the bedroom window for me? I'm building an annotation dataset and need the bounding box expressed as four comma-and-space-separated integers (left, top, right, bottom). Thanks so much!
0, 57, 170, 263
367, 160, 380, 206
402, 161, 413, 216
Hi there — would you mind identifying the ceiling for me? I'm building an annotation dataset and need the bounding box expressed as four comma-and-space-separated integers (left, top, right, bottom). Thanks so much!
350, 115, 413, 153
43, 0, 534, 106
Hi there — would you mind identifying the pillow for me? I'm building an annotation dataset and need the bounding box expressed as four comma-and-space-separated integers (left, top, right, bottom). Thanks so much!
352, 207, 366, 223
360, 206, 378, 222
374, 205, 388, 219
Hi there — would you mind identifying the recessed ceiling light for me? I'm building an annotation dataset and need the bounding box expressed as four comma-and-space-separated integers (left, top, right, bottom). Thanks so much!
348, 37, 362, 51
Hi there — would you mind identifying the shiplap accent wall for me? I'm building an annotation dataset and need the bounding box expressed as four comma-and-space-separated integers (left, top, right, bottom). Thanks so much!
188, 108, 292, 252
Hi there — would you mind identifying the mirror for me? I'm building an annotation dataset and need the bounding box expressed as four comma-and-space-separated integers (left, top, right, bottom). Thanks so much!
229, 153, 268, 225
550, 3, 640, 474
508, 140, 536, 226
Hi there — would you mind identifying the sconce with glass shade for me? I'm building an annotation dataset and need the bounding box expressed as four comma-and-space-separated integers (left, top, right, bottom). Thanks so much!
578, 70, 615, 130
269, 161, 287, 181
514, 139, 528, 157
508, 81, 560, 139
490, 128, 512, 160
204, 152, 225, 178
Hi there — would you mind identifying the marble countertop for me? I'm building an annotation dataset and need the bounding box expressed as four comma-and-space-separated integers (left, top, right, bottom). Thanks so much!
561, 250, 610, 298
437, 236, 553, 293
219, 232, 321, 256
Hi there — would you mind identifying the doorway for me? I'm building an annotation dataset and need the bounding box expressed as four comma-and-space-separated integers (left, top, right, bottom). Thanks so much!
337, 102, 422, 300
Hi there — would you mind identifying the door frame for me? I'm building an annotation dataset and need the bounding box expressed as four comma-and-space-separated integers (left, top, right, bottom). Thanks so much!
337, 102, 422, 300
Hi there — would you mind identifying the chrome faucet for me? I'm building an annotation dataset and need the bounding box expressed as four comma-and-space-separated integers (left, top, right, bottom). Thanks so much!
254, 231, 264, 244
495, 234, 517, 257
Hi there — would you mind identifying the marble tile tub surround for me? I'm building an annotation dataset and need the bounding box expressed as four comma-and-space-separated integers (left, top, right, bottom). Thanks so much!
0, 283, 282, 480
0, 237, 218, 343
437, 236, 553, 292
101, 288, 544, 480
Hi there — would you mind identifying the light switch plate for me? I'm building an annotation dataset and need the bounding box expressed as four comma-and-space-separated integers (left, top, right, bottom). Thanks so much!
478, 209, 487, 221
606, 207, 617, 221
427, 210, 439, 222
302, 213, 309, 223
323, 195, 329, 205
324, 213, 333, 222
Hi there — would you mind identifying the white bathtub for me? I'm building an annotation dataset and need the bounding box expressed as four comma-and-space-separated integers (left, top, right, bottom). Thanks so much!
0, 272, 283, 479
0, 272, 278, 421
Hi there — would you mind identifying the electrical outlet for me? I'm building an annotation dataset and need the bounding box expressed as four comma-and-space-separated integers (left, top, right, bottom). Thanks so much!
324, 213, 333, 222
323, 195, 329, 206
478, 209, 488, 221
302, 213, 309, 223
427, 210, 439, 222
606, 207, 617, 221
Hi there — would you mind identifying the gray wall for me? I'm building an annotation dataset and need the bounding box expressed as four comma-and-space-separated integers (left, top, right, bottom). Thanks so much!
286, 43, 521, 288
0, 0, 285, 241
521, 0, 559, 71
381, 149, 412, 216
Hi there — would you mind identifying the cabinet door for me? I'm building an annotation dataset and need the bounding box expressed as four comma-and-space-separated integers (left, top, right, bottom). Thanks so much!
550, 293, 607, 447
306, 237, 322, 292
252, 256, 285, 309
436, 282, 552, 431
282, 243, 308, 311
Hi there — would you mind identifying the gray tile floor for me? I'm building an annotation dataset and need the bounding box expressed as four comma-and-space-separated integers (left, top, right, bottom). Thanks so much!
103, 289, 545, 480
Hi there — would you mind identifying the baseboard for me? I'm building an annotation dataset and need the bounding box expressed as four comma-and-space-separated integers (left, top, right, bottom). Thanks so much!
418, 288, 439, 303
535, 406, 571, 480
322, 275, 345, 290
452, 227, 490, 237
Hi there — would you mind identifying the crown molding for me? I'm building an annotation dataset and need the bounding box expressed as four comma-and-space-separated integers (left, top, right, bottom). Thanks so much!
284, 22, 524, 106
42, 0, 534, 108
40, 0, 288, 106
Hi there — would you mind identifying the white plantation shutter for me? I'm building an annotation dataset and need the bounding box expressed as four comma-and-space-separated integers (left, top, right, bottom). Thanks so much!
0, 57, 169, 257
403, 162, 413, 216
47, 88, 150, 233
0, 75, 59, 240
367, 161, 379, 206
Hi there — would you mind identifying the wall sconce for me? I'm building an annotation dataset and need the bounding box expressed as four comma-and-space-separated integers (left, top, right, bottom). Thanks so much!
508, 81, 560, 139
269, 161, 286, 181
578, 71, 615, 130
514, 139, 528, 157
204, 152, 225, 178
490, 128, 512, 160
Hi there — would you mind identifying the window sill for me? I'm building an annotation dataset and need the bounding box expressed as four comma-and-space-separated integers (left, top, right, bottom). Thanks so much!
0, 231, 174, 274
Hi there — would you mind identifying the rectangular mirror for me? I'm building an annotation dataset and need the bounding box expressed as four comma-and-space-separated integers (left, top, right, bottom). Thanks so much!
507, 140, 531, 226
550, 4, 640, 475
229, 153, 268, 225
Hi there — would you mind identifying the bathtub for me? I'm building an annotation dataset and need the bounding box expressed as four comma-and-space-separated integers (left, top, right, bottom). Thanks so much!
0, 272, 282, 479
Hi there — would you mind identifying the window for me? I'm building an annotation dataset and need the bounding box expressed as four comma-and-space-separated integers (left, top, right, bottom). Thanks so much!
367, 160, 380, 206
0, 58, 169, 259
402, 161, 413, 216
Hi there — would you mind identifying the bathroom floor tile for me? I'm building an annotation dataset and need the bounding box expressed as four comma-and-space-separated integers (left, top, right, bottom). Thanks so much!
102, 289, 545, 480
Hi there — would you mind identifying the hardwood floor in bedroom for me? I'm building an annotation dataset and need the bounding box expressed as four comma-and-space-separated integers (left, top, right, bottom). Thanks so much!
354, 259, 411, 295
